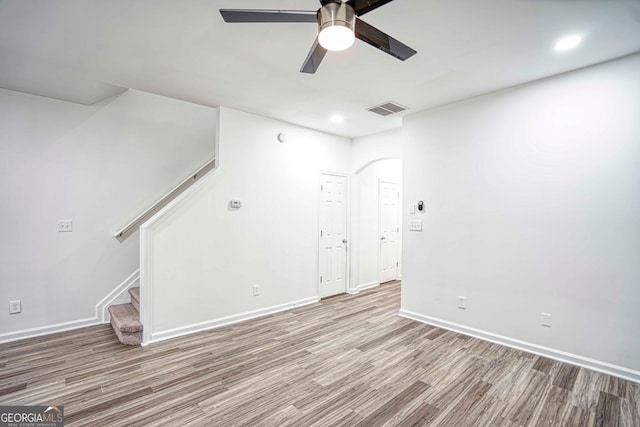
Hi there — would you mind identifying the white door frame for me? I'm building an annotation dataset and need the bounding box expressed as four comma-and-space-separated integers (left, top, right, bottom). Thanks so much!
318, 171, 350, 298
378, 180, 400, 284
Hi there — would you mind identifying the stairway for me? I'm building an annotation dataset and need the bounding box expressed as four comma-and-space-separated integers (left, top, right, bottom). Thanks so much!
108, 287, 142, 345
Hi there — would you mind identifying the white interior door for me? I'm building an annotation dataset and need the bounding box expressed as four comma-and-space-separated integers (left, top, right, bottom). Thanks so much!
319, 173, 348, 298
379, 181, 400, 284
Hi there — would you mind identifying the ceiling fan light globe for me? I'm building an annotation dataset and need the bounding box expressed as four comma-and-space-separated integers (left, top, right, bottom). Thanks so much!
319, 25, 355, 51
317, 2, 356, 52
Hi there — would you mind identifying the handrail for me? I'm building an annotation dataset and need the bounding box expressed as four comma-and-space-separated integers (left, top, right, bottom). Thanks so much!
113, 157, 216, 241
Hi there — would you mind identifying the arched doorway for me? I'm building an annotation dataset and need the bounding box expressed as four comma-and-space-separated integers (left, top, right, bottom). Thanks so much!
350, 158, 402, 293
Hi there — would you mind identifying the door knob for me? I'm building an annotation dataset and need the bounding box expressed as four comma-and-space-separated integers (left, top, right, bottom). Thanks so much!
380, 236, 386, 240
342, 239, 348, 244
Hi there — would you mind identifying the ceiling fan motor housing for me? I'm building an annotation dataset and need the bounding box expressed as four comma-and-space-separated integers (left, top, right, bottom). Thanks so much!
318, 2, 356, 35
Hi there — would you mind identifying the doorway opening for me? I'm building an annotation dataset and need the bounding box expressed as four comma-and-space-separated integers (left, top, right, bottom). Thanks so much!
352, 158, 402, 292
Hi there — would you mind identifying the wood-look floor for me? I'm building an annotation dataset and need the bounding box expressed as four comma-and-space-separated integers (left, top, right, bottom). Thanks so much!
1, 282, 638, 426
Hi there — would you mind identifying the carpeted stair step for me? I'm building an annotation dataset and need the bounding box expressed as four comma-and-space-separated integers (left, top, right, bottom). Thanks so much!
108, 303, 142, 346
129, 287, 140, 312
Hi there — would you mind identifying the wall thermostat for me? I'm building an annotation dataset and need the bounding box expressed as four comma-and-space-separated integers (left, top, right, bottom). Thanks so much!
230, 200, 242, 209
418, 201, 424, 212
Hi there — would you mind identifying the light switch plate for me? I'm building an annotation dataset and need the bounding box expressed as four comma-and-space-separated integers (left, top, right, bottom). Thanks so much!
458, 296, 467, 310
409, 204, 416, 214
541, 312, 552, 327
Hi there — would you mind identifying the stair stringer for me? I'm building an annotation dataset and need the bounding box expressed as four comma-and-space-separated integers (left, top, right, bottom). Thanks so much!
97, 269, 140, 323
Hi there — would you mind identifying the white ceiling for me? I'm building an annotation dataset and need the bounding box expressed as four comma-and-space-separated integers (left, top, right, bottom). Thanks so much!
1, 0, 639, 138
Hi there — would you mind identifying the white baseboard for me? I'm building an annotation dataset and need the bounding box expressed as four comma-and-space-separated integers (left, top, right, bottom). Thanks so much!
148, 296, 320, 344
0, 317, 100, 344
0, 270, 140, 344
358, 281, 380, 292
96, 269, 140, 322
399, 309, 640, 384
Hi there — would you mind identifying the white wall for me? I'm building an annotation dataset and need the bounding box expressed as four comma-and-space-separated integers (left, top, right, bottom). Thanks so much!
401, 54, 640, 380
351, 128, 402, 173
142, 108, 351, 342
0, 88, 216, 339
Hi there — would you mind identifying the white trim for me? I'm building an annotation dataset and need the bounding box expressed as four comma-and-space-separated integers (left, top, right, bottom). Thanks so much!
348, 281, 380, 295
358, 281, 380, 292
148, 297, 319, 344
96, 269, 140, 322
140, 226, 154, 345
399, 309, 640, 384
348, 174, 360, 293
0, 317, 99, 344
0, 269, 142, 344
213, 107, 221, 168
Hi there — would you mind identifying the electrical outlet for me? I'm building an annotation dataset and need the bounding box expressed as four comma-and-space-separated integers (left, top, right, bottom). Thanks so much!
541, 313, 552, 327
409, 220, 422, 231
253, 285, 260, 296
57, 220, 73, 232
9, 300, 21, 314
458, 296, 467, 310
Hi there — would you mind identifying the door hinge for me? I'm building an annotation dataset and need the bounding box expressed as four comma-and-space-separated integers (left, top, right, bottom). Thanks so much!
321, 184, 323, 191
396, 261, 399, 267
320, 230, 323, 237
397, 226, 399, 232
320, 275, 323, 283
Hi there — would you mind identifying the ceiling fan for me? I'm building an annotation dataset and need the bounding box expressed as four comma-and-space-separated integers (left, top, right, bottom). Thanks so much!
220, 0, 417, 74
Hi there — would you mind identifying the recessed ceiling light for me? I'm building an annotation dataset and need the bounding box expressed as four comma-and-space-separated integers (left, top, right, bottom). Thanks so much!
330, 114, 344, 124
554, 35, 582, 52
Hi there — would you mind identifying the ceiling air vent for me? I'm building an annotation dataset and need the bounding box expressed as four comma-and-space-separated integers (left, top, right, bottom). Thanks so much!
367, 101, 408, 116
